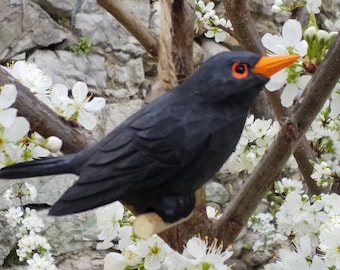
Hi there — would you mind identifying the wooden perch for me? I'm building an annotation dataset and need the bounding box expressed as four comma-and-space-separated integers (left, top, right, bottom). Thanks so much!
133, 188, 204, 240
134, 212, 191, 239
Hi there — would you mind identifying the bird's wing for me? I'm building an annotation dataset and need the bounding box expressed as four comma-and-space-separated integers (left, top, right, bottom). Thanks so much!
55, 104, 212, 205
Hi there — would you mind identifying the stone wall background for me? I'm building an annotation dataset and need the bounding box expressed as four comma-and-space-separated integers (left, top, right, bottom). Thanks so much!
0, 0, 339, 269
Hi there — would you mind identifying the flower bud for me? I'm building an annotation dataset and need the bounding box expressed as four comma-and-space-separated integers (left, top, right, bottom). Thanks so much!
304, 26, 317, 41
271, 5, 281, 13
316, 30, 330, 43
45, 136, 63, 152
322, 181, 329, 188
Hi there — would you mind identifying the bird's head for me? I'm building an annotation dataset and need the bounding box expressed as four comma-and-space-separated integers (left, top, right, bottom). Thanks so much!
187, 51, 298, 104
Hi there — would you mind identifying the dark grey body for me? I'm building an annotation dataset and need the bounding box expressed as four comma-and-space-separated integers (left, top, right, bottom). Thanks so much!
0, 51, 268, 222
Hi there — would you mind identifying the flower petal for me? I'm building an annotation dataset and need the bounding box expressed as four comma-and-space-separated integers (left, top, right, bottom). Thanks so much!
282, 19, 302, 46
0, 108, 17, 127
10, 61, 29, 83
51, 84, 71, 107
78, 110, 97, 130
330, 92, 340, 118
83, 97, 106, 112
103, 252, 127, 270
72, 82, 88, 102
296, 75, 312, 89
262, 33, 283, 52
265, 70, 287, 91
281, 84, 299, 107
295, 40, 308, 57
0, 84, 17, 109
32, 146, 50, 158
4, 117, 30, 141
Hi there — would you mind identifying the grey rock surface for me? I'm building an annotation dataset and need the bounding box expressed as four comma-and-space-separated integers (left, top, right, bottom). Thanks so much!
95, 99, 145, 137
0, 175, 77, 210
28, 50, 107, 93
205, 181, 229, 205
73, 0, 149, 55
110, 57, 145, 96
32, 0, 77, 18
0, 213, 17, 265
0, 0, 68, 62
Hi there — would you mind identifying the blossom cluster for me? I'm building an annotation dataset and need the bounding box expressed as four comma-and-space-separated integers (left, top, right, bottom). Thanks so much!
0, 83, 62, 168
271, 0, 322, 14
4, 61, 105, 130
225, 115, 281, 174
4, 183, 57, 269
264, 178, 340, 269
306, 97, 340, 188
261, 17, 339, 108
1, 57, 106, 268
96, 201, 233, 270
247, 212, 287, 252
229, 8, 340, 264
194, 0, 232, 43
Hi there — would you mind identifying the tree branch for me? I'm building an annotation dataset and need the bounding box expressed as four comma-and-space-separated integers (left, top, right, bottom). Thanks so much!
215, 33, 340, 244
171, 0, 195, 81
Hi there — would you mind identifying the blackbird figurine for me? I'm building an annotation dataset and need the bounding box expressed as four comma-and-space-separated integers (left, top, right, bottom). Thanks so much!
0, 51, 298, 223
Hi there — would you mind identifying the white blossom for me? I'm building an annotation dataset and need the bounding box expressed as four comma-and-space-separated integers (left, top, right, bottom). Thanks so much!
5, 206, 24, 227
17, 232, 51, 261
330, 83, 340, 118
96, 201, 124, 248
182, 236, 232, 269
103, 252, 128, 270
276, 177, 304, 194
319, 215, 340, 268
117, 226, 135, 250
123, 244, 143, 266
49, 81, 106, 130
305, 0, 322, 14
137, 235, 171, 270
265, 235, 327, 270
27, 253, 57, 270
3, 187, 15, 202
262, 19, 307, 57
24, 183, 37, 201
7, 61, 52, 95
22, 208, 44, 233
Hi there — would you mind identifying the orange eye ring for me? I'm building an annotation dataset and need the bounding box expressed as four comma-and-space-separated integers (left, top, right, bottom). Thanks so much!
232, 62, 248, 79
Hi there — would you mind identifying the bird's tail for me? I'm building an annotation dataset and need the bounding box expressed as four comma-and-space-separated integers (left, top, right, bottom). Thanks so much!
0, 154, 79, 179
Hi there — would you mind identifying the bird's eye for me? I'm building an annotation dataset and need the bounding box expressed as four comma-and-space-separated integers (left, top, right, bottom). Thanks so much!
231, 62, 248, 79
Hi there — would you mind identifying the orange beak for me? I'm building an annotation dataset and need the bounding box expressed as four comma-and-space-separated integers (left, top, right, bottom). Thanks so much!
252, 55, 299, 78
